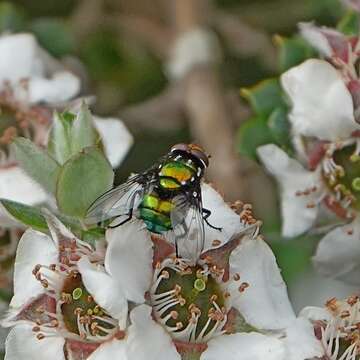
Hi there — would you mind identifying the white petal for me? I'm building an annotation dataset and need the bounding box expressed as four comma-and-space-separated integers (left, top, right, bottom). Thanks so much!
313, 218, 360, 285
284, 318, 323, 360
0, 33, 41, 86
0, 166, 47, 206
201, 332, 285, 360
10, 229, 58, 308
93, 117, 133, 168
78, 256, 128, 328
281, 59, 359, 141
28, 71, 80, 104
5, 324, 65, 360
228, 237, 295, 330
299, 306, 332, 322
87, 339, 128, 360
201, 183, 246, 251
105, 221, 153, 303
257, 144, 322, 237
126, 305, 180, 360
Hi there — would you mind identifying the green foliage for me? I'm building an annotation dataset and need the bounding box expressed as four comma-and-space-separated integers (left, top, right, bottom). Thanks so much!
236, 115, 274, 160
29, 18, 75, 57
238, 78, 293, 160
337, 10, 360, 35
274, 35, 317, 72
0, 199, 48, 232
0, 1, 26, 32
240, 79, 285, 117
56, 147, 114, 218
11, 137, 61, 194
48, 104, 100, 164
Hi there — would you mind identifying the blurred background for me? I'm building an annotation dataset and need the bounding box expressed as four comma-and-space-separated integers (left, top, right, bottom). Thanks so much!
0, 0, 357, 332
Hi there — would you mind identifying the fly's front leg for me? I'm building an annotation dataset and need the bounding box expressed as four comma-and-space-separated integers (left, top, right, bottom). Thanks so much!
202, 208, 222, 231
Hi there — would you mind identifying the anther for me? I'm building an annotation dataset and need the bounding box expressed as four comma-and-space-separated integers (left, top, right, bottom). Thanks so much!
36, 333, 45, 340
238, 282, 249, 292
233, 273, 240, 281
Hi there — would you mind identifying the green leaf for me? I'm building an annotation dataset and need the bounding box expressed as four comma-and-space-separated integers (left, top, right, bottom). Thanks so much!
337, 10, 360, 36
12, 137, 61, 194
241, 78, 285, 117
274, 35, 316, 72
56, 147, 114, 218
268, 107, 293, 154
0, 2, 26, 32
48, 111, 74, 165
71, 103, 100, 154
0, 199, 47, 232
29, 18, 75, 57
236, 116, 274, 160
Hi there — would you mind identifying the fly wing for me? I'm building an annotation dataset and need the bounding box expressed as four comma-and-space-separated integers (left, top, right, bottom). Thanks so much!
169, 190, 205, 264
86, 172, 155, 225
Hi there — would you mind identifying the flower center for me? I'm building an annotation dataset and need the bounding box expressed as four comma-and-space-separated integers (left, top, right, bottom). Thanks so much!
33, 263, 119, 343
60, 273, 116, 340
322, 144, 360, 212
150, 258, 228, 343
321, 296, 360, 360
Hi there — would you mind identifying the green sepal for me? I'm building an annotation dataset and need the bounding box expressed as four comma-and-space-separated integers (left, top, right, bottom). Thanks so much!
48, 105, 101, 165
70, 103, 100, 154
337, 10, 360, 36
236, 115, 274, 160
268, 107, 293, 154
11, 137, 61, 194
0, 199, 48, 232
56, 147, 114, 218
241, 78, 285, 117
274, 35, 316, 72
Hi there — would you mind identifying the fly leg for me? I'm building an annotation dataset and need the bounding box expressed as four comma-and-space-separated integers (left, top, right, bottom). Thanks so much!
107, 208, 133, 228
202, 208, 222, 231
175, 220, 188, 258
107, 190, 142, 229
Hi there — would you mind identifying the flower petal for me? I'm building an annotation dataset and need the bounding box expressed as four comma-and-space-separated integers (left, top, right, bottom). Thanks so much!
28, 71, 80, 104
5, 324, 65, 360
313, 218, 360, 285
281, 59, 358, 141
284, 318, 323, 360
0, 33, 39, 86
105, 221, 153, 303
299, 306, 332, 322
201, 332, 285, 360
0, 166, 47, 206
299, 22, 349, 60
126, 305, 180, 360
228, 237, 295, 330
201, 183, 246, 251
93, 117, 133, 168
10, 229, 57, 309
257, 144, 322, 237
87, 339, 128, 360
78, 256, 128, 328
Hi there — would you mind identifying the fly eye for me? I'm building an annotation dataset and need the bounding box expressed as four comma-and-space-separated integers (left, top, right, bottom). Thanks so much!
171, 143, 189, 153
190, 149, 209, 168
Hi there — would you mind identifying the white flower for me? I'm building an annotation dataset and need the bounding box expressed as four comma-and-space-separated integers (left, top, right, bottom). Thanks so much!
2, 211, 129, 360
281, 59, 359, 141
0, 33, 79, 105
95, 184, 323, 360
301, 295, 360, 360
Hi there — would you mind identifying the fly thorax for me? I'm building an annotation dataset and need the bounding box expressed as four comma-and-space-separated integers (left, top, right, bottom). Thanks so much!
150, 257, 229, 344
31, 264, 120, 343
321, 142, 360, 216
159, 160, 198, 190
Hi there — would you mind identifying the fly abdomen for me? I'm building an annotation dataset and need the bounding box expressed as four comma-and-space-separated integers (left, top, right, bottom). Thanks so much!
139, 193, 173, 234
